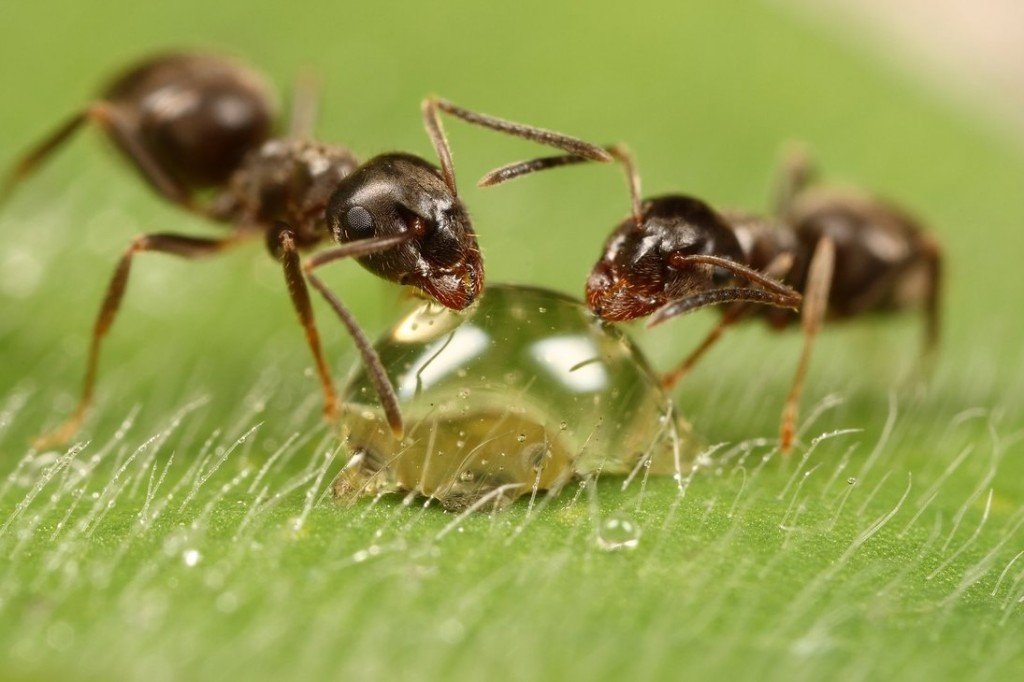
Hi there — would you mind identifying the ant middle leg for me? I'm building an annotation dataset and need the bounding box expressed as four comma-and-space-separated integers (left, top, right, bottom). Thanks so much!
779, 236, 835, 453
773, 143, 817, 220
287, 69, 320, 139
35, 230, 251, 448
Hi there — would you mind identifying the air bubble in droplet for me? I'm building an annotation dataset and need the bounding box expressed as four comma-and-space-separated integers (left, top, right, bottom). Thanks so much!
596, 513, 641, 552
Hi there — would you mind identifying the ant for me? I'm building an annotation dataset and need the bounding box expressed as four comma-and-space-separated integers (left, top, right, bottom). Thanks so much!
478, 142, 942, 452
1, 52, 610, 447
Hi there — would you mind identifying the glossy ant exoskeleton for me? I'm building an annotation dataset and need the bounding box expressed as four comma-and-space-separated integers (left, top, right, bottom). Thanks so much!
1, 52, 610, 447
479, 143, 942, 452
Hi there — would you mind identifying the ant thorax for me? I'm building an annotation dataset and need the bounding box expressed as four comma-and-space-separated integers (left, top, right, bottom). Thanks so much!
216, 138, 360, 249
333, 284, 699, 511
722, 211, 798, 274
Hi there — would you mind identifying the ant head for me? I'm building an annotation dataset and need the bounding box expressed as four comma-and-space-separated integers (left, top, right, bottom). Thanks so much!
586, 195, 747, 321
327, 153, 482, 310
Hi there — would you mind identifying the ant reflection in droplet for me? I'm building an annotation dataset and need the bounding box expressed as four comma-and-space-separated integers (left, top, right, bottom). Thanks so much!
332, 284, 700, 511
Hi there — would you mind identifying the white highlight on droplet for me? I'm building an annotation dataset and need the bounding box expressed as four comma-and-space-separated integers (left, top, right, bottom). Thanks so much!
530, 335, 608, 393
396, 325, 489, 398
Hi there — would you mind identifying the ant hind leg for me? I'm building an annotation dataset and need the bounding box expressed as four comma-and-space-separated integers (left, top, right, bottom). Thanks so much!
2, 102, 198, 212
779, 236, 835, 454
1, 110, 90, 206
35, 231, 249, 448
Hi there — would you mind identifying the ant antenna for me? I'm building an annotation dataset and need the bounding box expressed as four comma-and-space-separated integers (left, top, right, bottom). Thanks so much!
607, 145, 643, 229
422, 96, 612, 199
478, 143, 644, 228
477, 142, 643, 227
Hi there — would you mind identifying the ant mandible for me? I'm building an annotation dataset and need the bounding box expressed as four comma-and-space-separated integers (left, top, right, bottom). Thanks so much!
1, 52, 610, 447
478, 142, 942, 453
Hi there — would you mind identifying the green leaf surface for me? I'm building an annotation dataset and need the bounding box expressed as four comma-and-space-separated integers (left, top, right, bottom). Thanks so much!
1, 1, 1022, 680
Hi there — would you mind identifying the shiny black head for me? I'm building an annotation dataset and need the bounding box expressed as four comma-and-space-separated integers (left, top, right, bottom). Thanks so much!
327, 153, 483, 310
586, 195, 746, 321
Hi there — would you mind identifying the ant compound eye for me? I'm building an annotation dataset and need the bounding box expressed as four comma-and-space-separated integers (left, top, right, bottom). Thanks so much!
346, 205, 375, 237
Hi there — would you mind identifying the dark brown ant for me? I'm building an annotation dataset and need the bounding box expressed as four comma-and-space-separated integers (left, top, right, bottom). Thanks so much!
478, 143, 941, 452
1, 52, 610, 447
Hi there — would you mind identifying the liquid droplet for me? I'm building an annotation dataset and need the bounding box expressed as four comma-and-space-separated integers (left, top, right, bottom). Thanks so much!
182, 549, 202, 567
338, 284, 698, 510
597, 513, 641, 552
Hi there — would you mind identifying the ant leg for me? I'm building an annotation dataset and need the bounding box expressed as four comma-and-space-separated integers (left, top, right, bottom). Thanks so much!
1, 110, 89, 206
479, 143, 643, 226
773, 143, 817, 220
35, 231, 250, 448
287, 68, 320, 139
661, 305, 749, 390
89, 103, 196, 210
479, 153, 593, 187
779, 236, 835, 453
2, 102, 197, 212
660, 252, 794, 389
302, 233, 416, 438
921, 236, 942, 354
608, 145, 644, 228
421, 96, 611, 195
278, 231, 339, 423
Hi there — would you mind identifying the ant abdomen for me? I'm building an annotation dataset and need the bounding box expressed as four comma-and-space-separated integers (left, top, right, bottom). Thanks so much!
102, 53, 277, 189
788, 195, 933, 319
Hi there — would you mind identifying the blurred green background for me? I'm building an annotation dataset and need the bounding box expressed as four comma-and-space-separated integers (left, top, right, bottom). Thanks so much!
1, 0, 1023, 680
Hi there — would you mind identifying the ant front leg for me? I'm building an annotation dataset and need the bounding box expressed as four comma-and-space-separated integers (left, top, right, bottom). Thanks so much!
661, 303, 750, 390
277, 230, 340, 423
779, 236, 835, 454
661, 253, 794, 389
294, 232, 416, 439
35, 230, 251, 448
2, 103, 196, 212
